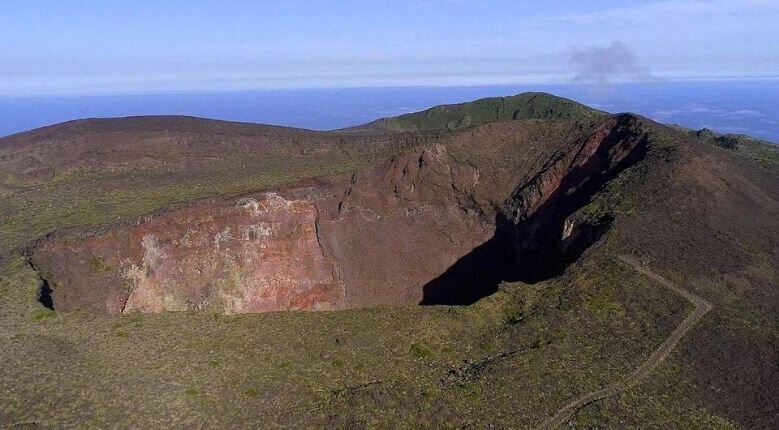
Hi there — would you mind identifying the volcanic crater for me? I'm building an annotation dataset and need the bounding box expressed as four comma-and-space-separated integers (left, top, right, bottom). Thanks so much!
26, 114, 649, 314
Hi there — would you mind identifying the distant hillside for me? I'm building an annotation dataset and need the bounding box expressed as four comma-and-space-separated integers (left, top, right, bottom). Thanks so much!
350, 92, 606, 132
670, 124, 779, 164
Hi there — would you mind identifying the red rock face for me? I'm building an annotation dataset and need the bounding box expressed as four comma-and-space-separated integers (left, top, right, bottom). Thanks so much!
505, 116, 646, 223
318, 144, 494, 308
124, 193, 342, 313
34, 192, 343, 314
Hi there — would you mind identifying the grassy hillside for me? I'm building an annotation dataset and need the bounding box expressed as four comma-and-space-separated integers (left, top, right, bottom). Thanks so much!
353, 92, 606, 132
0, 119, 427, 255
669, 125, 779, 165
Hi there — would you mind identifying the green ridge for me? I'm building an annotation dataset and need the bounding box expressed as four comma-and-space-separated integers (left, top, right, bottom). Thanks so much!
357, 92, 606, 132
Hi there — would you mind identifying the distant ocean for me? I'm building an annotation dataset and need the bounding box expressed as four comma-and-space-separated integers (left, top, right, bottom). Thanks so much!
1, 80, 777, 143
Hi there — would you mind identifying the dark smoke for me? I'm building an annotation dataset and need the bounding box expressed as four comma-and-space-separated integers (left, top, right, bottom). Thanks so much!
569, 41, 650, 84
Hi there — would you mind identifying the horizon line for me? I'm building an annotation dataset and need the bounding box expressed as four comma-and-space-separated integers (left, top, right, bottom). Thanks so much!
2, 75, 779, 99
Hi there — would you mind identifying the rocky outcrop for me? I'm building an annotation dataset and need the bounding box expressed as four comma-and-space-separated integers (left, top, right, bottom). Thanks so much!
318, 144, 493, 308
502, 114, 649, 281
420, 115, 650, 304
32, 191, 344, 314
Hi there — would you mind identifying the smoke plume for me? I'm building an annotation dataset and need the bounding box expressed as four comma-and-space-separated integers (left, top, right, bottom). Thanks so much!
569, 41, 650, 84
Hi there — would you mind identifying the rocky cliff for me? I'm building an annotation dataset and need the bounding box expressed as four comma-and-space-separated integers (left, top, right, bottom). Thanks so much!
32, 190, 344, 314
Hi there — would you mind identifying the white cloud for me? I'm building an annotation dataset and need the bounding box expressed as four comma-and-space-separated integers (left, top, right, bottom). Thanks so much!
718, 109, 766, 118
551, 0, 779, 25
1, 0, 777, 95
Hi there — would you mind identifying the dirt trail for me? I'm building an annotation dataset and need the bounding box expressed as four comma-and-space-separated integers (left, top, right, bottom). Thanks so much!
536, 255, 713, 430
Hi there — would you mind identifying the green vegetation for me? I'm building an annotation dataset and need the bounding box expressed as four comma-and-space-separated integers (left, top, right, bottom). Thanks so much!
678, 125, 779, 164
31, 307, 56, 321
362, 92, 605, 132
0, 247, 707, 428
569, 358, 742, 429
89, 256, 113, 274
736, 137, 779, 164
0, 148, 384, 255
409, 342, 434, 360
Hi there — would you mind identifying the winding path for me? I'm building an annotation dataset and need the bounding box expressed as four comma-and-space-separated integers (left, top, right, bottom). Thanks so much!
536, 255, 713, 430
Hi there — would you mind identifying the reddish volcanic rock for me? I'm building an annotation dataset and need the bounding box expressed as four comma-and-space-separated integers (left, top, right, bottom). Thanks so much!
319, 144, 493, 307
505, 115, 647, 224
33, 192, 344, 314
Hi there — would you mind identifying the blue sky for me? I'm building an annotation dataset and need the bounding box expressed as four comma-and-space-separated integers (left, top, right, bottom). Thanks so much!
2, 0, 778, 96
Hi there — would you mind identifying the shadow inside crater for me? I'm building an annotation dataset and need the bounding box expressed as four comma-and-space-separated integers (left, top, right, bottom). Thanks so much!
419, 212, 613, 306
38, 276, 55, 310
421, 119, 648, 306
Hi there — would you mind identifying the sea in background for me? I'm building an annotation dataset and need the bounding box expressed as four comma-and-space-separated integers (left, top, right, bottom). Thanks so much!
1, 80, 777, 142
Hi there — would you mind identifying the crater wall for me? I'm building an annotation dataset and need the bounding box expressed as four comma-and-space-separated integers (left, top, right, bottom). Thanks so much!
29, 115, 649, 314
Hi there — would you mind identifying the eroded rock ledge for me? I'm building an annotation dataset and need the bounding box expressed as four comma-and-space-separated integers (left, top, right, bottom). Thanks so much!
33, 192, 342, 313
